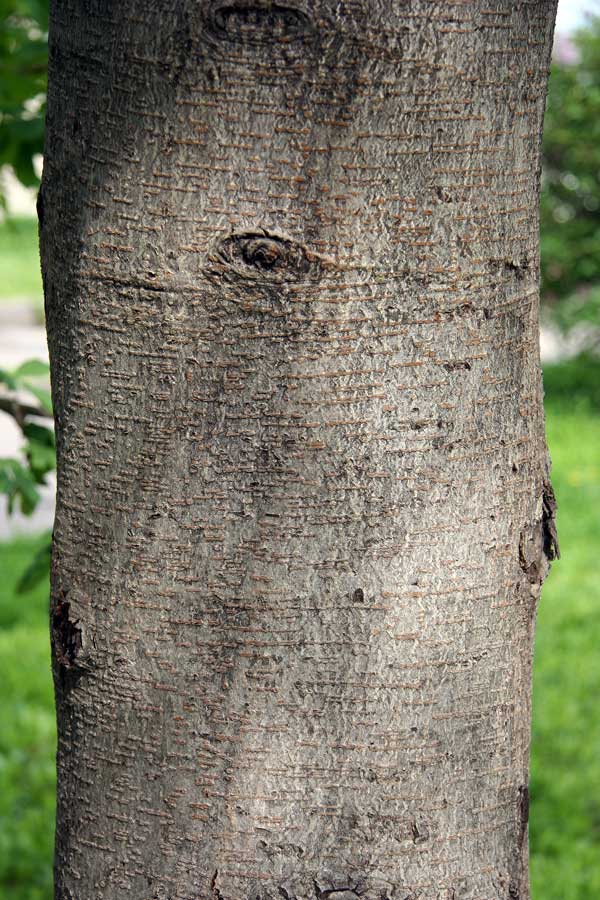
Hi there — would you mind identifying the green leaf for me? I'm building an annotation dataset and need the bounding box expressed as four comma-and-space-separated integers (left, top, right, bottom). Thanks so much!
0, 0, 48, 205
541, 15, 600, 312
24, 438, 55, 484
0, 368, 18, 390
22, 421, 55, 447
23, 382, 52, 415
14, 359, 49, 378
0, 458, 41, 515
16, 535, 52, 594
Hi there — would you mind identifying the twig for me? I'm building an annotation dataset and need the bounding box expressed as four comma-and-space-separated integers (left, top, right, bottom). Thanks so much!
0, 394, 52, 431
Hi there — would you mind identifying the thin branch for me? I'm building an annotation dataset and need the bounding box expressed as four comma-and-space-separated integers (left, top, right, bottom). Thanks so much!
0, 394, 52, 431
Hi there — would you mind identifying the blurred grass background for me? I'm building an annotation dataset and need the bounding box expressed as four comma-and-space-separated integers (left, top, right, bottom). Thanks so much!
0, 218, 42, 303
531, 359, 600, 899
0, 535, 54, 900
1, 1, 600, 899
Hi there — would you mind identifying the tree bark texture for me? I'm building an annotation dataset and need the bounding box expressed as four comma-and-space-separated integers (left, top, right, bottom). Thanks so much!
41, 2, 558, 898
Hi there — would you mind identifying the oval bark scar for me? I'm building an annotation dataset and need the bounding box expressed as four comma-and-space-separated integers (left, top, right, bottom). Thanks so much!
205, 0, 312, 44
209, 230, 329, 283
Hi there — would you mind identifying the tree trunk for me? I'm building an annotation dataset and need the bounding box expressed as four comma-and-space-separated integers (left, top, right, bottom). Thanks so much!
40, 2, 559, 898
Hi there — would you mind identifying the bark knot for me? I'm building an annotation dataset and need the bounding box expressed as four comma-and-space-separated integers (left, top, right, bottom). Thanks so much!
242, 236, 287, 270
210, 231, 328, 283
487, 255, 530, 281
204, 0, 312, 45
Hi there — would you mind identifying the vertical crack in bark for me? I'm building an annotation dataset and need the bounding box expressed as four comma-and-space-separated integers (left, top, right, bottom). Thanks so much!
542, 480, 560, 562
518, 784, 530, 847
411, 818, 430, 845
51, 592, 82, 670
519, 480, 560, 590
211, 869, 225, 900
36, 182, 45, 228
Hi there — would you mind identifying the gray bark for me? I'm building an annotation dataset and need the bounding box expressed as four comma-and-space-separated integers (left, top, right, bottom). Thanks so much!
40, 1, 558, 898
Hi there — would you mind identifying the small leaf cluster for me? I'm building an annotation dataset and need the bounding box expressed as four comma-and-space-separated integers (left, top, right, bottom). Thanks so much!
0, 357, 53, 592
541, 16, 600, 310
0, 0, 48, 197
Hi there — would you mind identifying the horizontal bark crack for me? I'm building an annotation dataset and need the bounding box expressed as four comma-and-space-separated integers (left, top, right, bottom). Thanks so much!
315, 887, 361, 900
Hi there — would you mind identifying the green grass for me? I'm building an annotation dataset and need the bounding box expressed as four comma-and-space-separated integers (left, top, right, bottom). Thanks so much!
0, 535, 54, 900
0, 217, 42, 303
0, 357, 598, 898
530, 356, 600, 900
